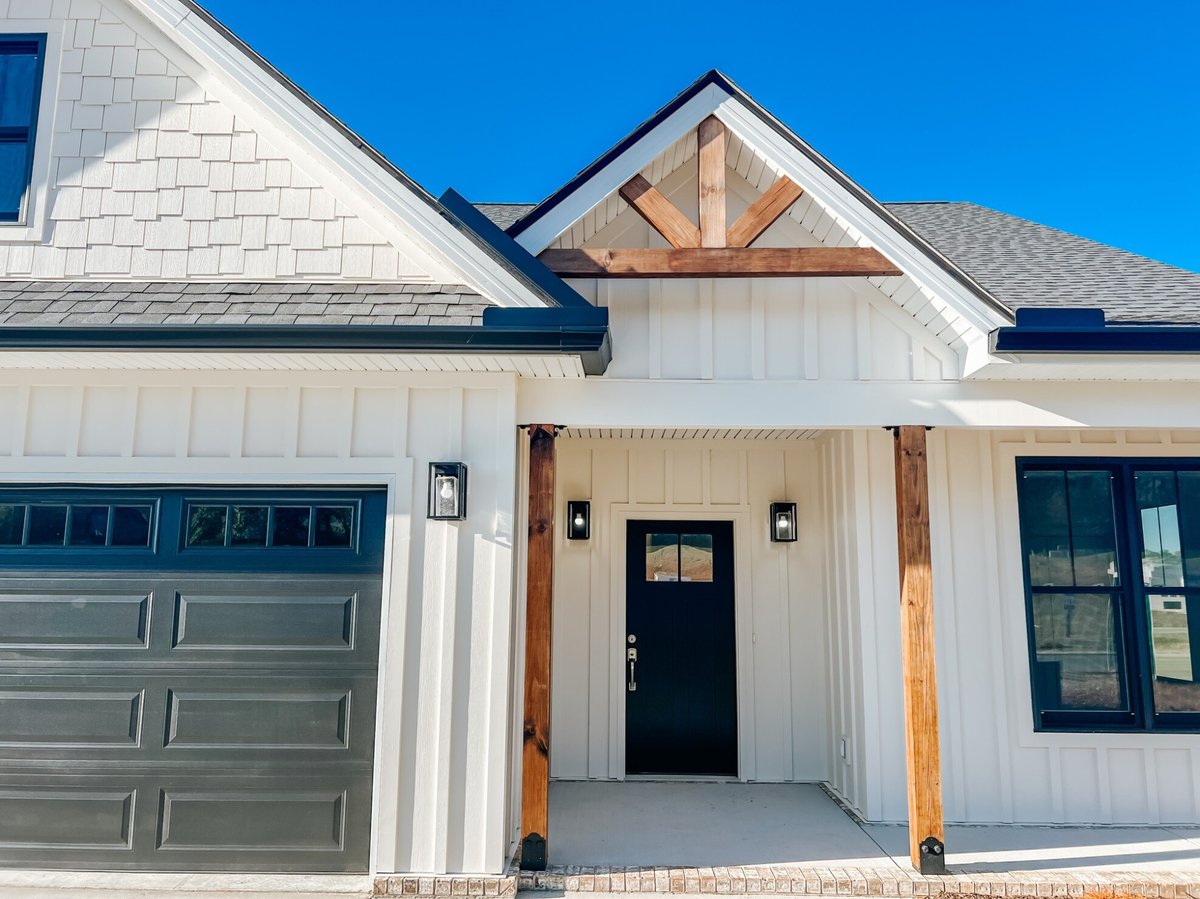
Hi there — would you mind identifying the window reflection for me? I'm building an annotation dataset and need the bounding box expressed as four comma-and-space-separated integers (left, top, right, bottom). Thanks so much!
1031, 593, 1127, 712
645, 533, 679, 581
1138, 472, 1185, 587
1021, 470, 1119, 588
0, 505, 25, 545
1149, 595, 1200, 713
680, 534, 714, 582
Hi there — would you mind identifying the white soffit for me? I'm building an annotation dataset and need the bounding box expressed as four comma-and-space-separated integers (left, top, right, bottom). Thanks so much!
121, 0, 552, 308
968, 354, 1200, 381
0, 351, 586, 376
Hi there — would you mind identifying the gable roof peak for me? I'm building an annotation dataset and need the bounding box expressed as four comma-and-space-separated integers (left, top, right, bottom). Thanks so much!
507, 72, 1008, 329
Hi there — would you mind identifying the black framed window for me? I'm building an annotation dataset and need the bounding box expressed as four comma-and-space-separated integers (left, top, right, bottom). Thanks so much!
0, 35, 46, 223
1018, 459, 1200, 731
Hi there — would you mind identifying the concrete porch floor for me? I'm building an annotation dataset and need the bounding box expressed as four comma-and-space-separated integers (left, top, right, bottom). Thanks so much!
549, 781, 1200, 874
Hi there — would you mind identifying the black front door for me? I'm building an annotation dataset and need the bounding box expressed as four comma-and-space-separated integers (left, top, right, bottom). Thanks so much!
625, 520, 737, 776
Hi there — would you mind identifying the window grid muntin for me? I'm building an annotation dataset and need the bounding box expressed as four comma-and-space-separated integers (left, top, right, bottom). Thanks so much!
1019, 458, 1200, 732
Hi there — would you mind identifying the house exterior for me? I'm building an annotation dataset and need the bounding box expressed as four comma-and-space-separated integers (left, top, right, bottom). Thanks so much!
3, 0, 1200, 890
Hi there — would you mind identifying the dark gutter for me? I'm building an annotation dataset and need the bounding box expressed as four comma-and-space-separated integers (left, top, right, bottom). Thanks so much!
175, 1, 568, 310
506, 69, 1011, 322
992, 308, 1200, 355
0, 316, 613, 375
439, 190, 593, 310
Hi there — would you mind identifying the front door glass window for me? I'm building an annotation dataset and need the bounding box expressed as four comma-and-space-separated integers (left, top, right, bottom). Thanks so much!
645, 532, 715, 583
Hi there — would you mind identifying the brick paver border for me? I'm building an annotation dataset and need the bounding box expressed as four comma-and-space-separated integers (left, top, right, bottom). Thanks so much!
374, 865, 1200, 898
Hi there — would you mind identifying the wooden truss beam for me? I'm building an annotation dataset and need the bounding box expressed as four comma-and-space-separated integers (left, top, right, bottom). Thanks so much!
520, 424, 557, 871
893, 425, 946, 875
538, 246, 902, 278
698, 115, 727, 247
726, 176, 805, 248
618, 174, 701, 249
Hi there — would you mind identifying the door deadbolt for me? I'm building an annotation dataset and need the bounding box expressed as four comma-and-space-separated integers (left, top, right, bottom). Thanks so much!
627, 634, 636, 644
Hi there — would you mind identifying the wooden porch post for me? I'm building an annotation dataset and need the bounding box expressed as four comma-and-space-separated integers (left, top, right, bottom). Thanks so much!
520, 424, 557, 870
893, 426, 947, 874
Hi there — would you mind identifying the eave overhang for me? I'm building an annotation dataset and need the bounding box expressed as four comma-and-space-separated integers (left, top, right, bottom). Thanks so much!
0, 308, 612, 376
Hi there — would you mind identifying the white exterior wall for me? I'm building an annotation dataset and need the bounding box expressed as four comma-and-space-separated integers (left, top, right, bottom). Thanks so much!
828, 427, 1200, 826
548, 437, 829, 784
0, 0, 443, 281
0, 367, 521, 875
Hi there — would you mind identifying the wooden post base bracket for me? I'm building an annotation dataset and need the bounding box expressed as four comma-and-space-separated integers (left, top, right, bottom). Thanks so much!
918, 836, 946, 875
520, 833, 548, 871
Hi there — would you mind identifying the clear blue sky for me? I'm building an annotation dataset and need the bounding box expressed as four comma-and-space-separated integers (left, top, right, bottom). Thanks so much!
202, 0, 1200, 272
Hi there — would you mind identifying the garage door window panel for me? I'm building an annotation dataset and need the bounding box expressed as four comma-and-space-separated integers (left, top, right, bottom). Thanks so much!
185, 501, 357, 551
0, 501, 155, 551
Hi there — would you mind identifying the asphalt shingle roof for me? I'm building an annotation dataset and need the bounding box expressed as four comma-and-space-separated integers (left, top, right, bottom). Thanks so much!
3, 203, 1198, 330
0, 282, 492, 327
476, 201, 1200, 326
886, 202, 1200, 325
474, 204, 536, 230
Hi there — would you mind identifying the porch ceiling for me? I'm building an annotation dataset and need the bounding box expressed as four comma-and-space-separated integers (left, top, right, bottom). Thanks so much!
559, 427, 824, 440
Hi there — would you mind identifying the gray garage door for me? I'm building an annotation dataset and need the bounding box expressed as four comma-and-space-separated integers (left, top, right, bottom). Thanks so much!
0, 487, 386, 873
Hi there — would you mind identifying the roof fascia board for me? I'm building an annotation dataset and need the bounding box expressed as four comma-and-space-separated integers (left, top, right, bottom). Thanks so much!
0, 319, 612, 374
126, 0, 555, 309
991, 324, 1200, 355
512, 83, 726, 252
439, 190, 594, 309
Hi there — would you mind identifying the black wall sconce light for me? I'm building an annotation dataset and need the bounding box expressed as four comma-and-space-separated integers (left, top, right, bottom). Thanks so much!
567, 500, 591, 540
770, 502, 797, 543
428, 462, 468, 520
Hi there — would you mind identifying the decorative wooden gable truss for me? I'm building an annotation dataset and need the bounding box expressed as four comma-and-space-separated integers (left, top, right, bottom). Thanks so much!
540, 116, 902, 280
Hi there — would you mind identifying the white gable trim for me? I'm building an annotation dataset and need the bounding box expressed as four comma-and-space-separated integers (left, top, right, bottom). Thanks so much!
513, 83, 726, 254
123, 0, 551, 307
715, 96, 1007, 329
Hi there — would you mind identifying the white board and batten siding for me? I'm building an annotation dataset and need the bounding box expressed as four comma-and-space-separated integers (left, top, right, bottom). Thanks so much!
823, 427, 1200, 826
0, 368, 523, 875
549, 436, 830, 785
562, 163, 959, 384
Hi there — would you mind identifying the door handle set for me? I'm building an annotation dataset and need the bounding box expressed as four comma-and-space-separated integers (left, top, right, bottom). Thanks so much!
627, 646, 637, 692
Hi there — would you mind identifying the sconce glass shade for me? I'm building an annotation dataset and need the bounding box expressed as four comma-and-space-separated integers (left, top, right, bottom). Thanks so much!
428, 462, 468, 520
770, 502, 797, 543
567, 500, 590, 540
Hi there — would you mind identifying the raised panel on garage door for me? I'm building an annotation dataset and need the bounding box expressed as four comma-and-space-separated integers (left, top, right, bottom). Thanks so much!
0, 487, 386, 873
